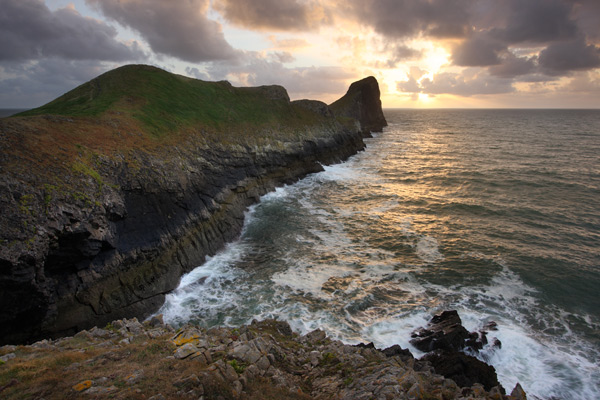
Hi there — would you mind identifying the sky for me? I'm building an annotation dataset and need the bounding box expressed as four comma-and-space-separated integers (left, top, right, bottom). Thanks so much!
1, 0, 600, 109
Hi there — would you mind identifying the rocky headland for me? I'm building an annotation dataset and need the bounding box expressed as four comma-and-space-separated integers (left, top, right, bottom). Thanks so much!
0, 64, 386, 345
0, 65, 528, 399
0, 312, 527, 399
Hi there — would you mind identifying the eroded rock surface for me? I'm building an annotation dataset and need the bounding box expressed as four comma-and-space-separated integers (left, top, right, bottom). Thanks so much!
0, 318, 527, 400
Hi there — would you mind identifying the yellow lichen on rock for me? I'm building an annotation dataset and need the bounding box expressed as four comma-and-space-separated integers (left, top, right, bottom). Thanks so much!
171, 327, 202, 347
72, 380, 92, 392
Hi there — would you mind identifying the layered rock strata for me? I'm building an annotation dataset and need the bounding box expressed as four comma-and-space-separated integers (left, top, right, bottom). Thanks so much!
0, 71, 386, 345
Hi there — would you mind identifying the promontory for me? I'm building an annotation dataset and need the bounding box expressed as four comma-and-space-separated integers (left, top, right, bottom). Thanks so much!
0, 64, 387, 345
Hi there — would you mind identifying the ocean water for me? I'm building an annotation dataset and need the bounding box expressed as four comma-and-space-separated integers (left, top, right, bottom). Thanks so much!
0, 109, 28, 118
159, 109, 600, 400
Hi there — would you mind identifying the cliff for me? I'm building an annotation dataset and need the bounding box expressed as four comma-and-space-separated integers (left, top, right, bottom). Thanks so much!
0, 65, 386, 345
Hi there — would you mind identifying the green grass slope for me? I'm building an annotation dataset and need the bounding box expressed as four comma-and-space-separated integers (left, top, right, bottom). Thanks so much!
17, 64, 335, 137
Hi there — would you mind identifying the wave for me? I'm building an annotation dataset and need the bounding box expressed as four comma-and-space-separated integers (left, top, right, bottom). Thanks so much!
159, 109, 600, 400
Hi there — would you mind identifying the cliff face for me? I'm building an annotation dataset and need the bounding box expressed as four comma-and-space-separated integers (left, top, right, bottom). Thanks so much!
0, 65, 384, 344
329, 76, 387, 136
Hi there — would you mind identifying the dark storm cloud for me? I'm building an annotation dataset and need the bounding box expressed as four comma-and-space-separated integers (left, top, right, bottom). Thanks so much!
86, 0, 238, 62
569, 0, 600, 40
538, 38, 600, 74
371, 41, 423, 69
452, 34, 505, 67
494, 0, 578, 44
489, 53, 537, 78
0, 0, 144, 61
341, 0, 471, 39
339, 0, 599, 86
214, 0, 331, 31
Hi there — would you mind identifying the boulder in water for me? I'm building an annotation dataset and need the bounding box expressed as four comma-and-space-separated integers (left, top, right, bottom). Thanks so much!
410, 310, 480, 353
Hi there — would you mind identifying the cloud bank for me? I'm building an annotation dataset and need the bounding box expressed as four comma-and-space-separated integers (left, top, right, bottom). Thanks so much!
0, 0, 143, 61
86, 0, 238, 62
1, 0, 599, 107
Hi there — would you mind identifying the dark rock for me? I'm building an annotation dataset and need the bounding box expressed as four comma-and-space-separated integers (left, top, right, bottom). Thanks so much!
272, 320, 293, 337
330, 76, 387, 135
492, 338, 502, 349
483, 321, 498, 331
410, 310, 492, 354
353, 342, 375, 349
421, 351, 504, 393
291, 99, 333, 117
465, 330, 487, 351
381, 344, 414, 362
148, 314, 164, 327
510, 382, 527, 400
410, 310, 472, 353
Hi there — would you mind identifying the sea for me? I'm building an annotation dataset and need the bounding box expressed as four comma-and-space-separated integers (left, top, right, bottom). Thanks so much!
0, 109, 27, 118
134, 109, 599, 398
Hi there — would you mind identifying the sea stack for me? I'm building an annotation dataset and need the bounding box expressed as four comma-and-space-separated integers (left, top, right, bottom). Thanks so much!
330, 76, 388, 136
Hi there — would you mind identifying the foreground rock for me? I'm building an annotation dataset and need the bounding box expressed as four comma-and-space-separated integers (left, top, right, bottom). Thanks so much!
421, 351, 502, 392
411, 310, 507, 394
410, 310, 490, 353
0, 317, 526, 399
0, 65, 386, 345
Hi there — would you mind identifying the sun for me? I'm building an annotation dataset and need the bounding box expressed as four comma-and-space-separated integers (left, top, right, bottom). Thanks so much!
421, 44, 450, 76
376, 41, 450, 107
418, 93, 433, 103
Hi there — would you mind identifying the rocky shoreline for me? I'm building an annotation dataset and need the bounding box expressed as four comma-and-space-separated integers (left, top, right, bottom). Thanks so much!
0, 312, 527, 399
0, 69, 386, 345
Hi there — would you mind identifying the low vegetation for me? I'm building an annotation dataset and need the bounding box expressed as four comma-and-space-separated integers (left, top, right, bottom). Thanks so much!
16, 64, 338, 139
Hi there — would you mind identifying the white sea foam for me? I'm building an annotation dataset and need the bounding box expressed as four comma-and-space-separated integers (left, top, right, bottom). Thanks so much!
158, 112, 600, 400
160, 241, 249, 326
415, 235, 443, 263
271, 261, 352, 298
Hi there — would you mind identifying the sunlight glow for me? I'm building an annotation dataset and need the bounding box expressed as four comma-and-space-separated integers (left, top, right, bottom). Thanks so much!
422, 45, 450, 76
418, 93, 432, 103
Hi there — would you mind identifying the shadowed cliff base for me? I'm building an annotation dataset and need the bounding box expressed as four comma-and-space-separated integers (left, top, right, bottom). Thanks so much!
0, 65, 386, 345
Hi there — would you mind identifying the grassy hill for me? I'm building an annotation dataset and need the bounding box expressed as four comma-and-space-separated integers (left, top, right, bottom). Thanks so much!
16, 64, 338, 139
1, 64, 355, 187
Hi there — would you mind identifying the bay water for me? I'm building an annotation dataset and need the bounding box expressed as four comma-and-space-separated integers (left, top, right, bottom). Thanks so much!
159, 109, 600, 399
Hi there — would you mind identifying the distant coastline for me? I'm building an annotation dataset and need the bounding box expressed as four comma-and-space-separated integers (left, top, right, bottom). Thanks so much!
0, 109, 28, 118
